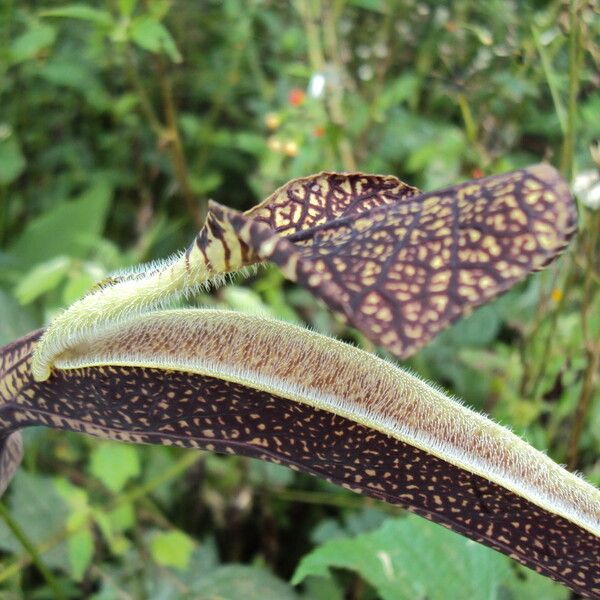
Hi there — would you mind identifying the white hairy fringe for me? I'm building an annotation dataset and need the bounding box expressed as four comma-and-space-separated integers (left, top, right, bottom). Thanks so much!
31, 247, 261, 380
56, 308, 600, 539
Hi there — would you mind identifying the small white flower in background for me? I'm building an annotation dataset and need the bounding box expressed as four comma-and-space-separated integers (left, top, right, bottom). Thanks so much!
308, 72, 326, 99
573, 169, 600, 210
358, 64, 374, 81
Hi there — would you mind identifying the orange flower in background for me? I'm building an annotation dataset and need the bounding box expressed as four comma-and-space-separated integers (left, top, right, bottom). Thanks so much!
313, 126, 325, 137
471, 167, 484, 178
288, 87, 305, 107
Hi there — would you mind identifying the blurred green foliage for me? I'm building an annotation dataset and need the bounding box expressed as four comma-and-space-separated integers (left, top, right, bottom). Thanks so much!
0, 0, 599, 598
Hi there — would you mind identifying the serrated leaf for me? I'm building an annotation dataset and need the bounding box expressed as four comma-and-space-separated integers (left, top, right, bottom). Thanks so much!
130, 17, 182, 63
150, 530, 195, 570
14, 255, 71, 304
68, 526, 94, 581
293, 515, 513, 600
0, 133, 26, 185
90, 443, 140, 493
8, 182, 112, 269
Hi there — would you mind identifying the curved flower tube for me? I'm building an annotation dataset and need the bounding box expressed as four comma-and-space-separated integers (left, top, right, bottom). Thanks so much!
1, 165, 597, 597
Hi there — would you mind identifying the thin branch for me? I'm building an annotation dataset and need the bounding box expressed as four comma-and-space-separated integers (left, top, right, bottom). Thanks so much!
322, 1, 356, 171
560, 0, 583, 180
567, 211, 600, 468
124, 46, 203, 226
532, 25, 566, 135
155, 56, 204, 225
297, 0, 356, 171
125, 47, 164, 137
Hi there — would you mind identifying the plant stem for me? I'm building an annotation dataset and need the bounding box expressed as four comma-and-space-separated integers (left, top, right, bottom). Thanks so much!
567, 211, 600, 468
567, 344, 600, 469
524, 0, 584, 403
560, 0, 582, 180
526, 259, 574, 400
297, 0, 356, 171
532, 25, 566, 135
192, 13, 254, 194
124, 47, 203, 226
125, 48, 163, 137
155, 57, 204, 225
322, 1, 356, 171
0, 501, 66, 600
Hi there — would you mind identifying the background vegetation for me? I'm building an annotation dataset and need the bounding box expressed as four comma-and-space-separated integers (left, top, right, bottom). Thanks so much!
0, 1, 599, 598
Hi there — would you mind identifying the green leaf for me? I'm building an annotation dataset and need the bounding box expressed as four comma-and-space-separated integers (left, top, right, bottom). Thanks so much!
347, 0, 387, 12
221, 286, 274, 317
8, 182, 112, 269
107, 502, 135, 533
248, 459, 294, 488
150, 530, 196, 570
68, 526, 94, 581
311, 507, 388, 545
504, 566, 569, 600
189, 171, 223, 195
39, 58, 112, 110
192, 565, 299, 599
0, 471, 71, 572
10, 22, 56, 64
143, 542, 220, 599
54, 478, 90, 511
14, 255, 71, 304
440, 302, 503, 348
293, 515, 513, 600
130, 17, 182, 63
89, 443, 140, 493
300, 575, 344, 600
62, 269, 99, 304
375, 74, 419, 114
0, 289, 36, 346
0, 131, 26, 185
41, 5, 114, 27
118, 0, 137, 17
